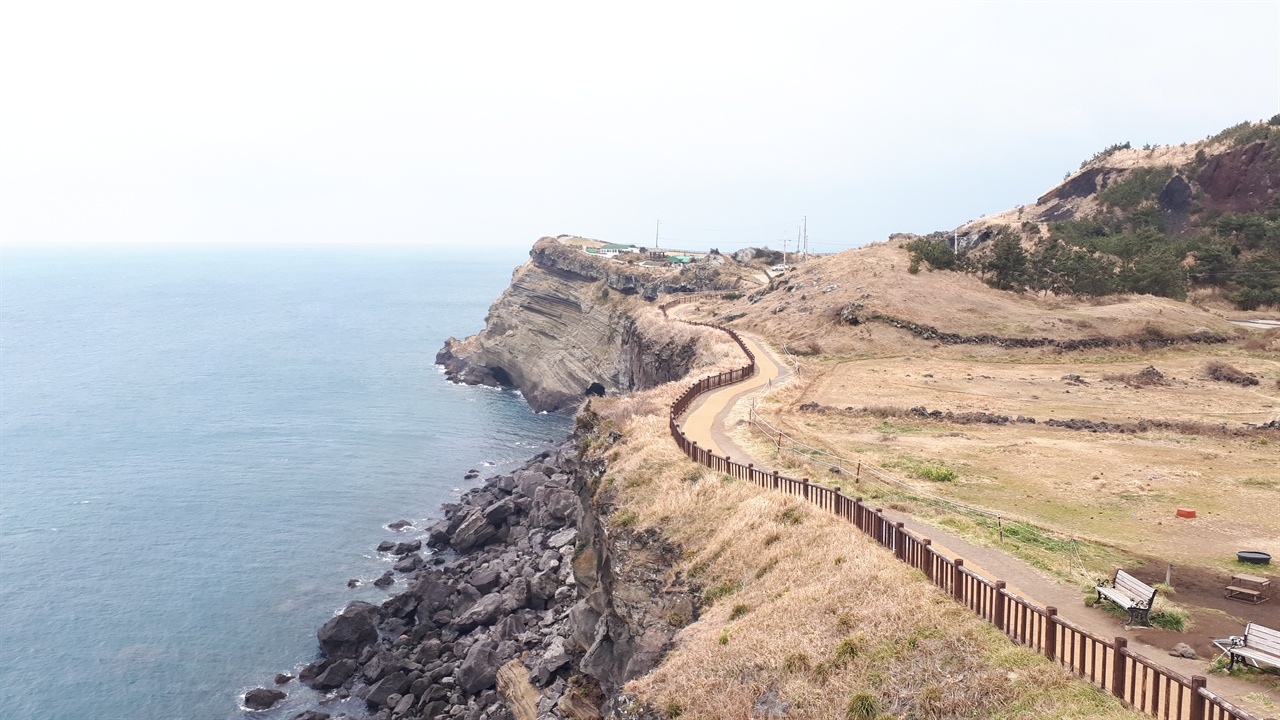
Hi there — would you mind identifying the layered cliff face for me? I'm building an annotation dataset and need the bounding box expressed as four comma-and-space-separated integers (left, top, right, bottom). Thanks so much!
437, 238, 741, 412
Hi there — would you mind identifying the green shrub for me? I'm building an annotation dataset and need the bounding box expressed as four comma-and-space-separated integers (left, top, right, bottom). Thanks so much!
782, 652, 811, 673
916, 463, 957, 482
777, 505, 805, 526
728, 603, 749, 621
610, 509, 638, 527
1081, 141, 1130, 168
1151, 606, 1188, 632
703, 581, 742, 605
846, 692, 879, 720
904, 237, 957, 272
1098, 167, 1175, 209
833, 636, 863, 664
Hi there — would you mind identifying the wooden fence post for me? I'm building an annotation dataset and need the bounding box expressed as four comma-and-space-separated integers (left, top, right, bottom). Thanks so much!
1112, 637, 1127, 700
921, 539, 932, 582
993, 581, 1006, 631
894, 522, 905, 559
1188, 676, 1206, 720
1044, 607, 1057, 661
803, 478, 810, 502
953, 559, 965, 602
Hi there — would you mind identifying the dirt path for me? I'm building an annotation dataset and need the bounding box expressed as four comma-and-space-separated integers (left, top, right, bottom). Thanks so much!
667, 310, 1280, 714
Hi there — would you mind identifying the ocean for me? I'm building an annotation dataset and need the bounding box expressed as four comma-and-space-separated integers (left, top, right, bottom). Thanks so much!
0, 243, 573, 719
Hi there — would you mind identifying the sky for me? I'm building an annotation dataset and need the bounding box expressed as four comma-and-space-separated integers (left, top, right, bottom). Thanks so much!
1, 0, 1277, 251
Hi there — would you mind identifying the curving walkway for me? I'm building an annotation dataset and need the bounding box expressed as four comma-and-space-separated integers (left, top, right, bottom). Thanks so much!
679, 331, 785, 459
663, 302, 1279, 716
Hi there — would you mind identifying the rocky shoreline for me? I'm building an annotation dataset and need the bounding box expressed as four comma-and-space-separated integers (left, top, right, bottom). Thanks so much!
246, 426, 689, 720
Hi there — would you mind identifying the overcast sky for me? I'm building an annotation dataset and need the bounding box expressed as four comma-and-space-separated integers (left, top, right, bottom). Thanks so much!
2, 0, 1277, 251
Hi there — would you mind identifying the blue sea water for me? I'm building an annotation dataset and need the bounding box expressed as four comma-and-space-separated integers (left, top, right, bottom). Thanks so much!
0, 243, 572, 720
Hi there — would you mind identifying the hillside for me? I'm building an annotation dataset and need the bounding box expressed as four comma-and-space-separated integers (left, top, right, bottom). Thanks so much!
410, 122, 1280, 720
914, 119, 1280, 310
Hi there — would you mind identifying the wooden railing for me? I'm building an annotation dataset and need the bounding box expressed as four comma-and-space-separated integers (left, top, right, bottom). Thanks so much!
657, 297, 1256, 720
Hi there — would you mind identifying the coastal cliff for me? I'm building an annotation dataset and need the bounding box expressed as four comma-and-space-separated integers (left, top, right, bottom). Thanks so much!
268, 423, 687, 720
436, 237, 743, 412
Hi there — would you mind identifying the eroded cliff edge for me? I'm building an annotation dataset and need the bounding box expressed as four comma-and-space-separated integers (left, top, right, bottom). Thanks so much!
436, 237, 743, 412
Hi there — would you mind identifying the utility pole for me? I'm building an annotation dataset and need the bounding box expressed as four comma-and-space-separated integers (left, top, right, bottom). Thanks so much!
802, 215, 808, 258
655, 220, 660, 249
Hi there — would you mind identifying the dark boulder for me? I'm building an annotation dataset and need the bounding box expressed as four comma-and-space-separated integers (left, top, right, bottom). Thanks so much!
391, 539, 421, 556
411, 571, 453, 615
380, 590, 418, 620
298, 659, 326, 684
528, 570, 560, 609
469, 567, 501, 594
499, 577, 529, 613
425, 519, 452, 548
530, 636, 573, 685
482, 497, 516, 525
311, 658, 358, 690
387, 519, 412, 531
243, 687, 286, 710
530, 486, 577, 529
274, 673, 293, 684
376, 541, 395, 552
457, 639, 503, 694
373, 571, 395, 588
580, 612, 636, 691
513, 470, 545, 499
455, 593, 505, 630
364, 670, 411, 710
317, 602, 379, 660
393, 553, 423, 573
451, 511, 497, 552
289, 712, 331, 720
492, 474, 517, 493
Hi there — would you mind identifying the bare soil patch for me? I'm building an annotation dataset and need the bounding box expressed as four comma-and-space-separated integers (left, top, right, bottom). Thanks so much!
1124, 561, 1280, 662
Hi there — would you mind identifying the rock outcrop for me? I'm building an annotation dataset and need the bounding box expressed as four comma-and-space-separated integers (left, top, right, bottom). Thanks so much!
437, 237, 739, 412
285, 434, 695, 720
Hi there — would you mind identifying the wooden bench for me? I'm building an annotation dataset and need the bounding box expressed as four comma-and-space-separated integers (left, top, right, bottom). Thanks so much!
1095, 569, 1158, 626
1222, 622, 1280, 671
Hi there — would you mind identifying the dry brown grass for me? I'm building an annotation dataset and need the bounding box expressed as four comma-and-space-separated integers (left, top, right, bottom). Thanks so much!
594, 387, 1142, 720
690, 243, 1239, 355
738, 348, 1280, 572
